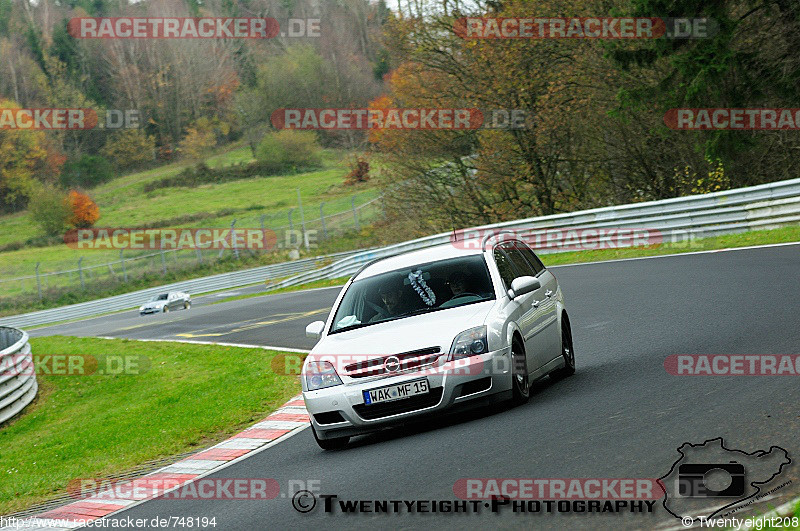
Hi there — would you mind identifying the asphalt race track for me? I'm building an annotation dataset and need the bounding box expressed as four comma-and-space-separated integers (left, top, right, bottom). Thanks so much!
31, 244, 800, 529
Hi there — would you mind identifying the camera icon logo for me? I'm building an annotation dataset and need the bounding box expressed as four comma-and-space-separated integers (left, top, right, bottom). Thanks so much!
677, 461, 745, 497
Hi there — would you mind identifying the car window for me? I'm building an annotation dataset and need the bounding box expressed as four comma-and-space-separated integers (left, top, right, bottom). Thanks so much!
330, 254, 495, 333
516, 243, 546, 275
499, 242, 537, 278
493, 248, 517, 290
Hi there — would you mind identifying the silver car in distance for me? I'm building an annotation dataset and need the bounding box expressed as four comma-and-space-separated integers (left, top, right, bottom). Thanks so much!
139, 291, 191, 315
302, 236, 575, 450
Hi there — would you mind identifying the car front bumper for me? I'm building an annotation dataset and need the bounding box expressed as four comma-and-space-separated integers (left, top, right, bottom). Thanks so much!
303, 347, 512, 440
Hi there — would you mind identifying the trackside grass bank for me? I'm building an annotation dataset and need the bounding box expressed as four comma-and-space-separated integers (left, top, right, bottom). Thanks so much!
0, 336, 301, 514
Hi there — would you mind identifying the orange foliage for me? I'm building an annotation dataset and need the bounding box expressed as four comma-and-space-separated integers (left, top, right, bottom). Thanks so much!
68, 190, 100, 228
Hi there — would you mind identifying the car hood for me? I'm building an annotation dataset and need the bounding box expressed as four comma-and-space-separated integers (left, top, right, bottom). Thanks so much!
312, 300, 496, 357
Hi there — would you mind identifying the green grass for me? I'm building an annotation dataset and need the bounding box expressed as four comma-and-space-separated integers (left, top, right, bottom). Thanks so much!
0, 145, 382, 279
0, 336, 301, 515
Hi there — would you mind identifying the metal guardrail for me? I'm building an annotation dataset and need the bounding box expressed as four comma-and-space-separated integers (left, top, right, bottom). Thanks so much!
0, 327, 36, 425
1, 177, 799, 329
262, 176, 800, 289
0, 250, 364, 329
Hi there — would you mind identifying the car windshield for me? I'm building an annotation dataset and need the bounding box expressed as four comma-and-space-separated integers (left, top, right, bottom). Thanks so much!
149, 294, 169, 302
330, 254, 495, 333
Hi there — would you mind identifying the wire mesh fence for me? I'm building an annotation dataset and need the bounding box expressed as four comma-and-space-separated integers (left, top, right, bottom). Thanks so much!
0, 192, 384, 301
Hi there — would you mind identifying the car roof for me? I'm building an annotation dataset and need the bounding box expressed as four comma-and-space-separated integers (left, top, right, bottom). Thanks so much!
354, 242, 486, 279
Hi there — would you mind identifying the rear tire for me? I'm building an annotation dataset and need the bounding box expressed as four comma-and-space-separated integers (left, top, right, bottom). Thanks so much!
312, 424, 349, 450
511, 341, 530, 405
551, 318, 576, 380
184, 302, 191, 310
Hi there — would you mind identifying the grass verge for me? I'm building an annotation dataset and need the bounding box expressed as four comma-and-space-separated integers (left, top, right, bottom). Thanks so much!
0, 336, 300, 515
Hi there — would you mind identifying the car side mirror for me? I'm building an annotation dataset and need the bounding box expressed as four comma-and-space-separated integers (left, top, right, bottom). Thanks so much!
507, 276, 541, 300
306, 320, 325, 339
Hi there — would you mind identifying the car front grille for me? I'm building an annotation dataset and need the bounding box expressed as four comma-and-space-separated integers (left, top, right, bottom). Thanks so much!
344, 347, 442, 379
352, 387, 444, 420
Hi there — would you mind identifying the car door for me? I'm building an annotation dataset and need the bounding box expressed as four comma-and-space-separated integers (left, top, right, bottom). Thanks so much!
494, 242, 554, 374
168, 293, 180, 310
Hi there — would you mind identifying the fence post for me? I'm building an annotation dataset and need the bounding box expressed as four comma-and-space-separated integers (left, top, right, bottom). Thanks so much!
120, 250, 128, 282
78, 257, 85, 289
35, 262, 42, 301
297, 188, 308, 250
231, 219, 239, 259
196, 247, 203, 263
319, 202, 327, 240
288, 208, 294, 232
160, 245, 167, 276
260, 214, 267, 254
351, 195, 360, 231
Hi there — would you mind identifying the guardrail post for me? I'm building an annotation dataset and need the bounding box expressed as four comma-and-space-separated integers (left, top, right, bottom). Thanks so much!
297, 188, 308, 250
78, 257, 85, 289
320, 202, 327, 240
120, 250, 128, 282
351, 195, 360, 232
260, 214, 267, 254
35, 262, 42, 301
231, 219, 239, 260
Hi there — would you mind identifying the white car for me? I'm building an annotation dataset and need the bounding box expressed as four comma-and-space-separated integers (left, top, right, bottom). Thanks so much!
139, 291, 191, 315
302, 235, 575, 450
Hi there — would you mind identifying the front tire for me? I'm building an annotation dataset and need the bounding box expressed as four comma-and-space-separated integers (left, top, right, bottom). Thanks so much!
162, 306, 169, 313
312, 424, 349, 450
511, 342, 530, 405
551, 319, 576, 380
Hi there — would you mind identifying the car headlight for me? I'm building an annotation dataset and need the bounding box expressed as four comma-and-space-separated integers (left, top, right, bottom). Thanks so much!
449, 325, 488, 361
305, 361, 343, 391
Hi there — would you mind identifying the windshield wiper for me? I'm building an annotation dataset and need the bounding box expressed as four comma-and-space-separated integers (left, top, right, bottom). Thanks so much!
395, 307, 434, 318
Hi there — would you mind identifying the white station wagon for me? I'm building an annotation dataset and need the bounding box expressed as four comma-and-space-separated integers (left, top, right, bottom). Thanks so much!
302, 235, 575, 449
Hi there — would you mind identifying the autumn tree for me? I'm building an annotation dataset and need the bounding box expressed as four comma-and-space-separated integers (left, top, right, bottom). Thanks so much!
68, 190, 100, 228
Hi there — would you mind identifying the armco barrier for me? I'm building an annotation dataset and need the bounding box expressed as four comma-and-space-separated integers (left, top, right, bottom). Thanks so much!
262, 176, 800, 290
0, 327, 36, 425
1, 177, 799, 329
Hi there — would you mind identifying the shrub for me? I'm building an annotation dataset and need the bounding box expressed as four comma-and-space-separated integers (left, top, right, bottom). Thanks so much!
255, 130, 322, 173
28, 185, 70, 236
59, 155, 114, 188
344, 155, 370, 185
68, 190, 100, 228
179, 118, 217, 160
101, 130, 156, 169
